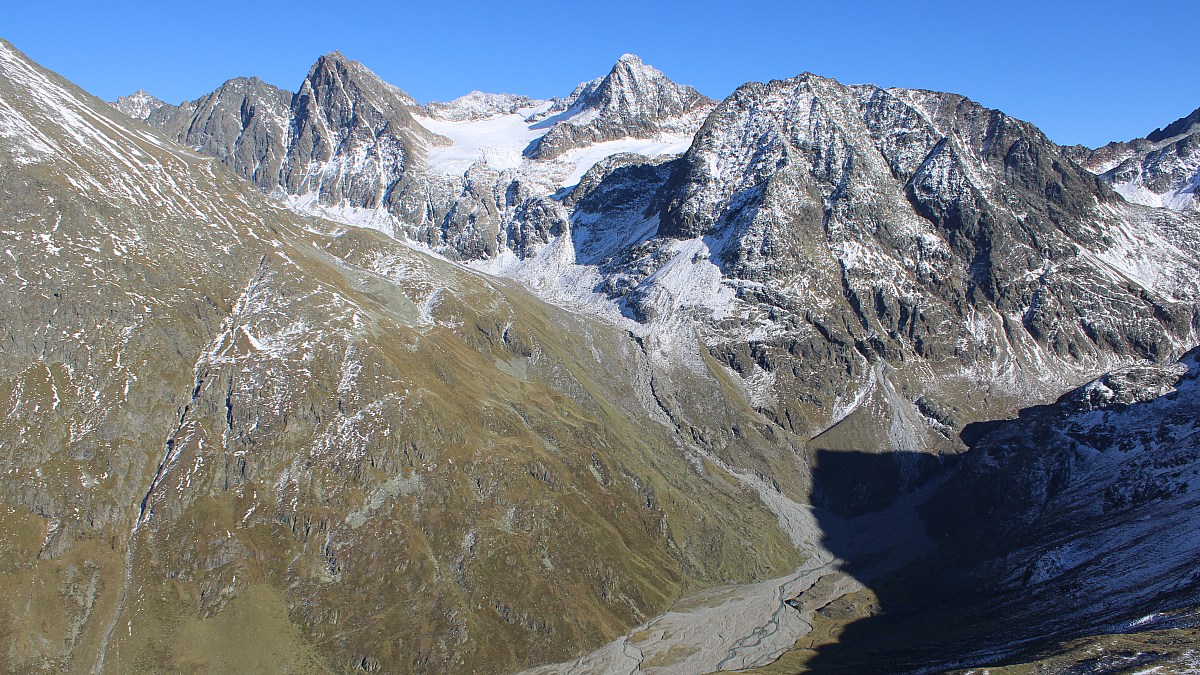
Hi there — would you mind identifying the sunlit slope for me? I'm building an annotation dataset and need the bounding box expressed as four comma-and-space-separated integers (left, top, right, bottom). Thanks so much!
0, 39, 800, 673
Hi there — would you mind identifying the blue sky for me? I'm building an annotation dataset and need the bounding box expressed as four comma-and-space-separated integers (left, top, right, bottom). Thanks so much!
6, 0, 1197, 147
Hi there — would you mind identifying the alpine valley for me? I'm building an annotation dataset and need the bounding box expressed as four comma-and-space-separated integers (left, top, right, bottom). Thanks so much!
2, 37, 1200, 674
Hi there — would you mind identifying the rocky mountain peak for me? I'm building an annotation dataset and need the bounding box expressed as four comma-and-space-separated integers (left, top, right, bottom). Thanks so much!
138, 49, 445, 215
1147, 105, 1200, 143
1066, 105, 1200, 210
295, 50, 426, 130
109, 88, 167, 120
284, 51, 443, 207
142, 75, 292, 189
524, 54, 714, 159
300, 50, 419, 111
210, 75, 283, 98
598, 53, 657, 93
633, 70, 1200, 423
590, 52, 708, 112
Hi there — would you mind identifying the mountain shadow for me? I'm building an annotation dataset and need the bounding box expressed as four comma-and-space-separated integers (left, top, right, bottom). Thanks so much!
800, 353, 1200, 673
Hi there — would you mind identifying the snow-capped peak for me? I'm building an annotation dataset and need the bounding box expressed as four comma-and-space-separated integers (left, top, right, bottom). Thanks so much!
521, 54, 714, 160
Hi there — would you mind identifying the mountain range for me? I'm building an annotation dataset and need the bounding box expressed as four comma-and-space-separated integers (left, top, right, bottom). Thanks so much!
1, 37, 1198, 673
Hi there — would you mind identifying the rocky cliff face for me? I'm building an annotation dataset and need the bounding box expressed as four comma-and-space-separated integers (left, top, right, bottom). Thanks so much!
281, 51, 440, 208
146, 77, 292, 188
568, 74, 1200, 452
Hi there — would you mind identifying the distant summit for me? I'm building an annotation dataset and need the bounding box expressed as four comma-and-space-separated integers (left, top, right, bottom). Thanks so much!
108, 89, 166, 120
524, 53, 714, 159
424, 91, 542, 122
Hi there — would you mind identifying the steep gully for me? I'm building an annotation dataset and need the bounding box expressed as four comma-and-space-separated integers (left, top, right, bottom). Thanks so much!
92, 258, 269, 673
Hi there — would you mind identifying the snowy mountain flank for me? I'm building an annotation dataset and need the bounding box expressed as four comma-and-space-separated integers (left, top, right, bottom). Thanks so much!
2, 37, 1199, 673
1067, 104, 1200, 210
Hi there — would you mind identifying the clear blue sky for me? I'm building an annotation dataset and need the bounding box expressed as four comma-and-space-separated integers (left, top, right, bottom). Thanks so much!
6, 0, 1197, 147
